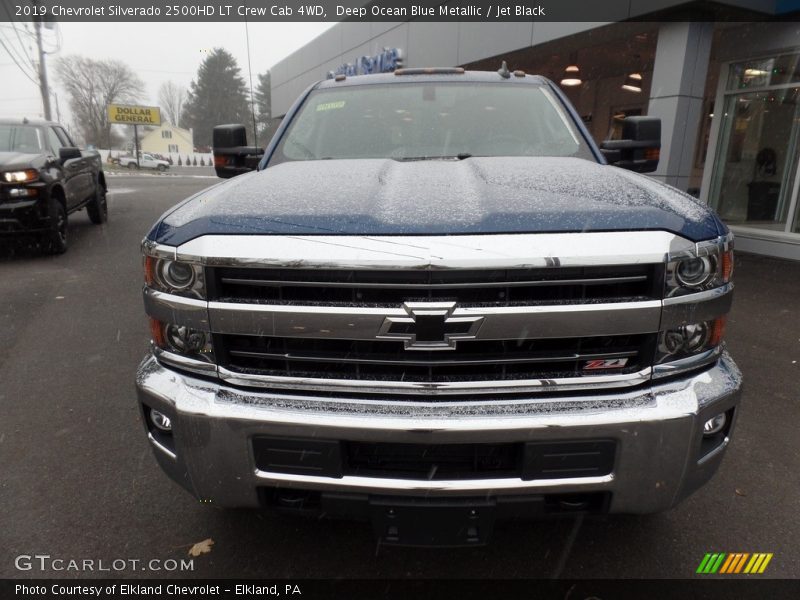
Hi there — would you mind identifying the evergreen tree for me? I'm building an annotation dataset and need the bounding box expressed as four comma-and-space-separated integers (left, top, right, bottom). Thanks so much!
182, 48, 250, 147
254, 70, 272, 147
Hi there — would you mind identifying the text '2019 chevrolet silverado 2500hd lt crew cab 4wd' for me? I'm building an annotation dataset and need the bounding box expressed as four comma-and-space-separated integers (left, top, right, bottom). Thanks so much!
136, 68, 741, 546
0, 118, 107, 254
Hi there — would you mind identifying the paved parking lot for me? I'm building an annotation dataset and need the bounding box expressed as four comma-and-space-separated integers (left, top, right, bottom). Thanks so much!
1, 174, 798, 579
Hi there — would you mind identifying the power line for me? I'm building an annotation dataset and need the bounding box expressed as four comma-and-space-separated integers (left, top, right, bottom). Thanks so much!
0, 29, 37, 76
134, 67, 195, 75
0, 96, 41, 102
0, 2, 37, 70
0, 37, 39, 86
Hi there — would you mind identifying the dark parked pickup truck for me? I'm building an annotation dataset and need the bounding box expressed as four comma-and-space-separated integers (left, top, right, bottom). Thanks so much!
0, 118, 107, 253
136, 68, 741, 546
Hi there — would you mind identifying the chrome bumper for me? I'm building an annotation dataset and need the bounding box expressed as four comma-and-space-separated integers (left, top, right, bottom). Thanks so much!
135, 352, 742, 514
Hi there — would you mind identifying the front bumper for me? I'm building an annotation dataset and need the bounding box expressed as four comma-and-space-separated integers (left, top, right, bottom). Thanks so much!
0, 194, 49, 234
135, 352, 741, 514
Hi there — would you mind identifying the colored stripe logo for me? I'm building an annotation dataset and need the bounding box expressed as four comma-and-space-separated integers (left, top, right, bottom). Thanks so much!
696, 552, 773, 574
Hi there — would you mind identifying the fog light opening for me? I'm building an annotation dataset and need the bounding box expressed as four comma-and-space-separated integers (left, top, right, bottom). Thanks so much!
703, 413, 727, 437
150, 409, 172, 432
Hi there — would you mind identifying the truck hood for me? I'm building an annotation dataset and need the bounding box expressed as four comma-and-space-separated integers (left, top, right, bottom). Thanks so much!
0, 151, 43, 171
153, 156, 724, 245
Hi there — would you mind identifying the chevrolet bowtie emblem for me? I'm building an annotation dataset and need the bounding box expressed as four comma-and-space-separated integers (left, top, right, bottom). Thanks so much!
377, 301, 484, 350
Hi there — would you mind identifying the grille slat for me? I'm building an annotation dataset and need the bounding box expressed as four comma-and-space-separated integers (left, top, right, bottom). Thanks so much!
218, 334, 653, 383
210, 265, 658, 307
220, 275, 648, 290
228, 348, 638, 367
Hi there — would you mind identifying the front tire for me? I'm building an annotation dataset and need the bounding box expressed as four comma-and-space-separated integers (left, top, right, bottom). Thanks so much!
87, 184, 108, 224
157, 164, 166, 172
43, 197, 68, 255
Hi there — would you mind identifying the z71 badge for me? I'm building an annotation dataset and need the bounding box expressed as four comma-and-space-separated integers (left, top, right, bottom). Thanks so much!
583, 358, 629, 370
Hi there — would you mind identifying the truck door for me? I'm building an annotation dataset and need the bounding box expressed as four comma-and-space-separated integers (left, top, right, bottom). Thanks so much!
54, 126, 92, 206
45, 126, 81, 209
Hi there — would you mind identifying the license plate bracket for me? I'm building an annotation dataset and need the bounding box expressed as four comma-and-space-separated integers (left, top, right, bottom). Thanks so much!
369, 497, 496, 546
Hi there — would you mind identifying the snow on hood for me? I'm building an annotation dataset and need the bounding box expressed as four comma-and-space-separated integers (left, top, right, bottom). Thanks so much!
153, 156, 723, 245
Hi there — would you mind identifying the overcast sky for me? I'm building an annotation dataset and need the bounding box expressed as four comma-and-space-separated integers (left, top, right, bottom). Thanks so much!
0, 21, 335, 125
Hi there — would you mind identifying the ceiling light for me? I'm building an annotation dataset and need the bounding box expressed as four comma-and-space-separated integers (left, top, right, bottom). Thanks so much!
622, 72, 643, 93
560, 65, 582, 87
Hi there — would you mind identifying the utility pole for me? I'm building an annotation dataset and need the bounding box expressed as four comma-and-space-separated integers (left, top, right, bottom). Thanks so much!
51, 91, 61, 123
32, 1, 52, 120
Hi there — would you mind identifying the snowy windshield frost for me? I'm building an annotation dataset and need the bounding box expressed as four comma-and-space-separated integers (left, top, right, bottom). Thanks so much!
274, 82, 594, 163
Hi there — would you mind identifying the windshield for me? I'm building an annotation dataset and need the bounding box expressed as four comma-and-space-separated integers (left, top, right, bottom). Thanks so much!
0, 125, 44, 154
272, 82, 594, 164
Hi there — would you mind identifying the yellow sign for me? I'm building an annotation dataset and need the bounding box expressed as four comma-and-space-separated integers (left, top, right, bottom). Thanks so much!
107, 104, 161, 126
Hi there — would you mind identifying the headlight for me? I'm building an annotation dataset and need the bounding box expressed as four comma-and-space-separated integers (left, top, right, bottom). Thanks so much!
656, 317, 726, 364
144, 256, 205, 299
666, 234, 734, 296
159, 260, 195, 290
150, 318, 214, 364
3, 169, 38, 183
675, 256, 714, 287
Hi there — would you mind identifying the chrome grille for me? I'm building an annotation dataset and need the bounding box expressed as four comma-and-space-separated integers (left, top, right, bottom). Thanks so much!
205, 263, 663, 396
208, 265, 660, 307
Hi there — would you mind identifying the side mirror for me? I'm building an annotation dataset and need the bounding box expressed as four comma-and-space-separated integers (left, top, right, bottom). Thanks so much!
600, 116, 661, 173
59, 147, 82, 163
212, 124, 264, 178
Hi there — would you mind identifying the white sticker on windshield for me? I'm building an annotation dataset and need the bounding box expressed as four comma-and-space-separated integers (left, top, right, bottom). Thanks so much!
316, 101, 346, 112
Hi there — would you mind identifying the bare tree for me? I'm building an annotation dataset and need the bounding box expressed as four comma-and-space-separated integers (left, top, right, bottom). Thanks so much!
55, 55, 145, 148
158, 81, 187, 127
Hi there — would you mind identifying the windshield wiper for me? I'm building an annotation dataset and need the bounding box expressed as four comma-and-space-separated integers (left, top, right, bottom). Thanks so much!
394, 153, 473, 162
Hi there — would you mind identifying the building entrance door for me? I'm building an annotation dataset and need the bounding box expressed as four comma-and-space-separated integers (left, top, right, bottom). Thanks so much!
708, 54, 800, 233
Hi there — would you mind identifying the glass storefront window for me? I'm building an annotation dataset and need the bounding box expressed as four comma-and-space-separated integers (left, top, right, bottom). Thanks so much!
710, 56, 800, 232
727, 54, 800, 90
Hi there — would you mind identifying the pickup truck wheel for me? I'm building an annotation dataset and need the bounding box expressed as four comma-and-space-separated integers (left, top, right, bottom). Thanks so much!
127, 162, 137, 170
43, 198, 68, 255
86, 184, 108, 224
157, 164, 166, 172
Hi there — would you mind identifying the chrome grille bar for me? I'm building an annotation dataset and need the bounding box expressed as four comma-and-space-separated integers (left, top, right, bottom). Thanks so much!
227, 349, 639, 367
207, 300, 661, 340
219, 275, 648, 290
217, 366, 654, 396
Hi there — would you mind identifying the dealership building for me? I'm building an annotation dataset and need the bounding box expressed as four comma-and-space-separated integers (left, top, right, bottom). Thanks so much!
270, 2, 800, 260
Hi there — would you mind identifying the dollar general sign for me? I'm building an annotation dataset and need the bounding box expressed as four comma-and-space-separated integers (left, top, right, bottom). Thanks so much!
107, 104, 161, 126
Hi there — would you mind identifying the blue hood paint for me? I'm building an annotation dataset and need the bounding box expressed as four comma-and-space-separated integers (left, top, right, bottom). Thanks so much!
150, 156, 725, 246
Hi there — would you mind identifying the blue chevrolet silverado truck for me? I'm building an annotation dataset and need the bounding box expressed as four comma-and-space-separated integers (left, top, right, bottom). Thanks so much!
136, 68, 741, 546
